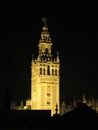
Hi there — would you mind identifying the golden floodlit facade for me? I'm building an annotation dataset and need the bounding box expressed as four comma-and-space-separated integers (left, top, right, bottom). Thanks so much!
26, 18, 60, 116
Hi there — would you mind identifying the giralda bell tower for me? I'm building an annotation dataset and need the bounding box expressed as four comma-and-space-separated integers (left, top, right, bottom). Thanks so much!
31, 18, 60, 116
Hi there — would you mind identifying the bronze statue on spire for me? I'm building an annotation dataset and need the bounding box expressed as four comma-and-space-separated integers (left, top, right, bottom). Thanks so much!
42, 17, 48, 26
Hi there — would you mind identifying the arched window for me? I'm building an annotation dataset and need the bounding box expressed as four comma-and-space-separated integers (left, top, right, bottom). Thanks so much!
47, 101, 50, 105
40, 68, 42, 75
52, 69, 54, 76
47, 93, 51, 97
43, 68, 45, 75
47, 65, 50, 75
55, 69, 57, 76
45, 48, 48, 54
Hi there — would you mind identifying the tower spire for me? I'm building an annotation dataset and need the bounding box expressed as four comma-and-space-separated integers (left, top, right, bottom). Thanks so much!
56, 51, 60, 62
38, 17, 52, 56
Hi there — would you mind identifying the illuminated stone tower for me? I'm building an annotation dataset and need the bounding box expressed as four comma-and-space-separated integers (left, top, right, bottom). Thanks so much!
31, 18, 60, 116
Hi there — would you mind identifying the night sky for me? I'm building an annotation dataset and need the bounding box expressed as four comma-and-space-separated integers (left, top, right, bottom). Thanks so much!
0, 2, 97, 109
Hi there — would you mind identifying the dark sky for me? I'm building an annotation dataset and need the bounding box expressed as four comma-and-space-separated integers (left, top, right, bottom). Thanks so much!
0, 2, 97, 108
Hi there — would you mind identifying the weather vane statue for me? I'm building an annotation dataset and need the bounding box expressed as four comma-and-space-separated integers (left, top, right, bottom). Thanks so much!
42, 17, 48, 26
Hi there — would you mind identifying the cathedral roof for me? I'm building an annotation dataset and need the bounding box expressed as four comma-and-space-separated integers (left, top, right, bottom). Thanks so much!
61, 103, 98, 119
